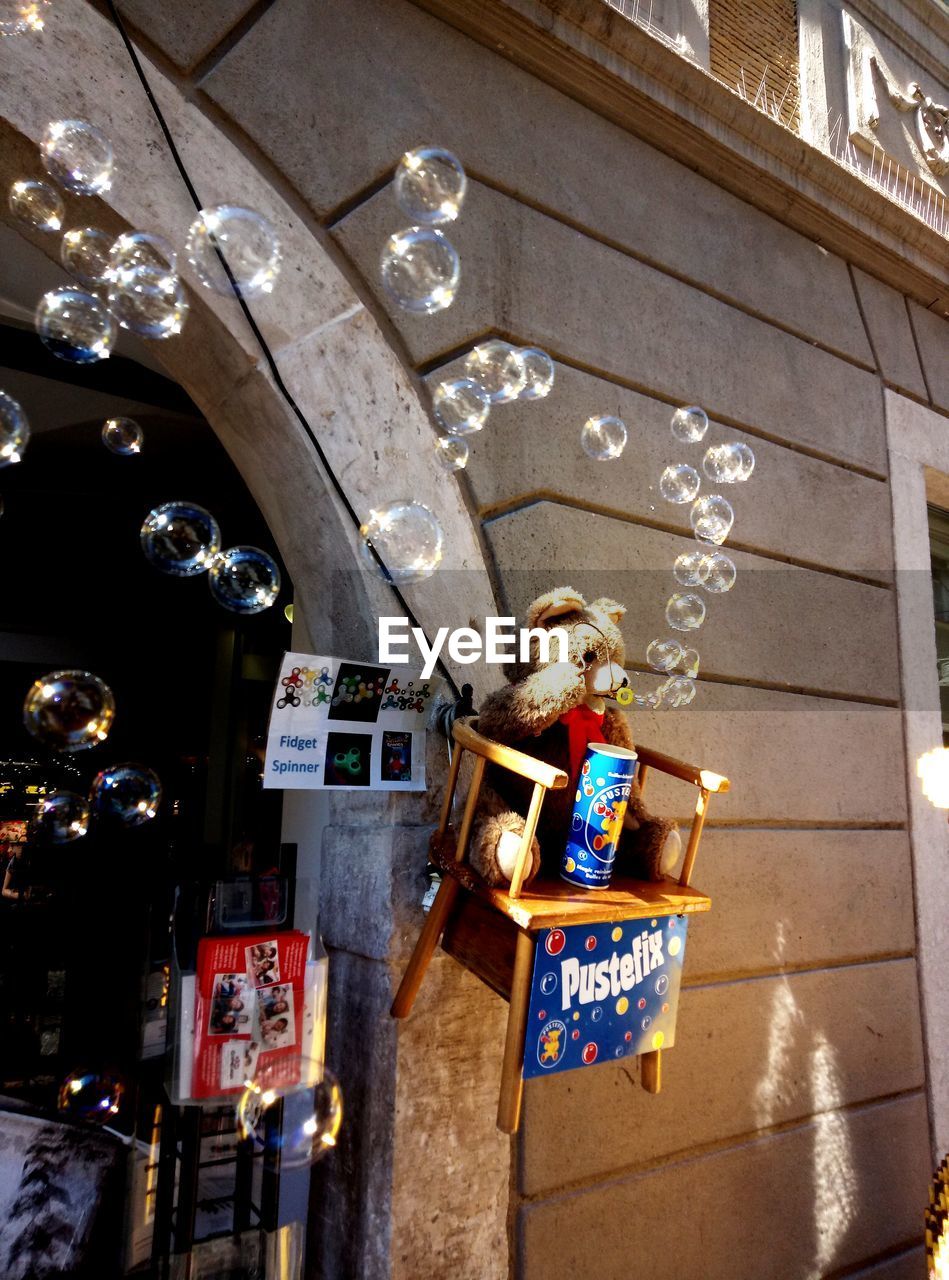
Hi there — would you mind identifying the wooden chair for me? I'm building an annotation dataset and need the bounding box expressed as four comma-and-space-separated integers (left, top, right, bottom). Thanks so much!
391, 717, 729, 1133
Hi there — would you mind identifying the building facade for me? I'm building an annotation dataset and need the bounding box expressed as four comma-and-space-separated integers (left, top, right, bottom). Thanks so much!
2, 0, 947, 1275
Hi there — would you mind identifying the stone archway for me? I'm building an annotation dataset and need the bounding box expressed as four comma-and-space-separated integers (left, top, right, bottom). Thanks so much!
0, 4, 509, 1277
0, 0, 498, 661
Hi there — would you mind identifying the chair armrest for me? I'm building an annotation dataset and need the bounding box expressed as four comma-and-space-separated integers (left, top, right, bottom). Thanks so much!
452, 718, 569, 791
634, 744, 729, 793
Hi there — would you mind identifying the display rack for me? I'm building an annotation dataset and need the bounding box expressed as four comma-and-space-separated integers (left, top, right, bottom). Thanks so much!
392, 717, 729, 1133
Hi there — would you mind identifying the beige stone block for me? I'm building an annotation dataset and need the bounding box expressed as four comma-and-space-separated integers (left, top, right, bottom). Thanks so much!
314, 949, 397, 1280
520, 959, 925, 1194
335, 180, 886, 473
449, 360, 892, 579
909, 302, 949, 412
518, 1093, 930, 1279
392, 953, 509, 1280
204, 0, 873, 363
686, 830, 915, 980
616, 681, 906, 824
852, 269, 928, 399
483, 502, 899, 700
117, 0, 258, 71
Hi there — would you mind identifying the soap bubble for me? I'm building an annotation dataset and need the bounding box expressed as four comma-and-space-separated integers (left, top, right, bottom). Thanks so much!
659, 464, 700, 503
0, 0, 50, 34
646, 638, 684, 672
41, 120, 113, 196
359, 501, 444, 585
36, 286, 115, 363
237, 1056, 342, 1170
9, 179, 63, 231
673, 549, 709, 587
674, 647, 700, 678
90, 764, 162, 826
670, 405, 708, 443
141, 502, 221, 577
517, 348, 555, 400
691, 494, 734, 545
0, 391, 29, 466
581, 415, 627, 461
23, 670, 115, 752
434, 435, 469, 472
58, 1071, 124, 1123
101, 416, 143, 456
109, 230, 177, 276
432, 378, 489, 435
702, 551, 736, 593
108, 264, 188, 339
665, 592, 706, 631
186, 206, 282, 297
394, 147, 467, 224
209, 546, 282, 614
380, 226, 459, 314
733, 442, 755, 481
702, 443, 743, 484
464, 341, 526, 403
664, 675, 697, 708
34, 791, 90, 844
60, 226, 113, 287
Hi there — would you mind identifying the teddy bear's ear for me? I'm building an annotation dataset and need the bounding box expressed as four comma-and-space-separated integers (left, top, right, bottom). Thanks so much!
589, 597, 626, 625
526, 587, 587, 628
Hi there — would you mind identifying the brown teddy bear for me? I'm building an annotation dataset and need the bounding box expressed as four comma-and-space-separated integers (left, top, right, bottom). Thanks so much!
468, 587, 680, 887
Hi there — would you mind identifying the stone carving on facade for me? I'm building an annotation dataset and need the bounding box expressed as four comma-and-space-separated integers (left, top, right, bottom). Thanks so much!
868, 56, 949, 176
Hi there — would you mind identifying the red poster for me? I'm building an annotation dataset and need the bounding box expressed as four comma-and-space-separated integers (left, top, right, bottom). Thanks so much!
191, 930, 310, 1099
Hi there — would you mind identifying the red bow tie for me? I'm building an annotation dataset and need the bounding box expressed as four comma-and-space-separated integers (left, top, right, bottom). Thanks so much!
560, 704, 606, 785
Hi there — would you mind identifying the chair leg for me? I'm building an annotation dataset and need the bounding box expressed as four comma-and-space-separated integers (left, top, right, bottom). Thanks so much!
496, 928, 535, 1133
641, 1048, 662, 1093
391, 877, 460, 1018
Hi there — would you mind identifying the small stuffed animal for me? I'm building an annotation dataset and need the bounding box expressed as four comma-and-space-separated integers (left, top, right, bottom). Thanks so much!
468, 587, 680, 887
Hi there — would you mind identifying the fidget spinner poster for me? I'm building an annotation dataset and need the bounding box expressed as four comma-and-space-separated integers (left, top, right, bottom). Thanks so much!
264, 652, 444, 791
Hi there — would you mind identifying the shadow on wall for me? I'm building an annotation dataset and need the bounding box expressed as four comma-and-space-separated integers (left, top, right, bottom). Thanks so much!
754, 923, 858, 1277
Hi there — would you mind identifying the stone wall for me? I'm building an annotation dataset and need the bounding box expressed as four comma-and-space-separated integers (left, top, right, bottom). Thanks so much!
113, 0, 949, 1275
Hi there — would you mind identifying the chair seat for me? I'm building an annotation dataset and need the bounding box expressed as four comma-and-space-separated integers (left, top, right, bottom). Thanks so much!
430, 829, 711, 932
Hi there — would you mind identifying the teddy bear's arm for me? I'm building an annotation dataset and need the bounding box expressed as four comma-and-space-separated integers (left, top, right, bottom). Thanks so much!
602, 705, 635, 750
478, 662, 587, 741
603, 706, 651, 823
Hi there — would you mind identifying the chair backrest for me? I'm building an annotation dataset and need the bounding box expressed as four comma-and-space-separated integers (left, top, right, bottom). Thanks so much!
440, 718, 729, 894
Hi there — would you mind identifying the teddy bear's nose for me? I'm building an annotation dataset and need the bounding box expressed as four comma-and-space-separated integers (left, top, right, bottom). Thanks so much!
619, 675, 629, 689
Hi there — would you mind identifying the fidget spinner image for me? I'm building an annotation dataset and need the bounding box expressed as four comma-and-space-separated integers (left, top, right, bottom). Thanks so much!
381, 679, 433, 712
333, 747, 362, 776
277, 669, 304, 708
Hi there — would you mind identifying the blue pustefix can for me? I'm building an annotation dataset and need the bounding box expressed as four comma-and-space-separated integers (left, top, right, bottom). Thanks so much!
561, 743, 638, 889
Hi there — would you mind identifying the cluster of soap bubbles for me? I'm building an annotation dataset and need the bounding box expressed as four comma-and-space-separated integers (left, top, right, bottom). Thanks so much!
636, 405, 757, 709
430, 339, 555, 474
236, 1055, 343, 1170
21, 669, 163, 845
10, 120, 282, 363
140, 500, 282, 614
381, 146, 465, 315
